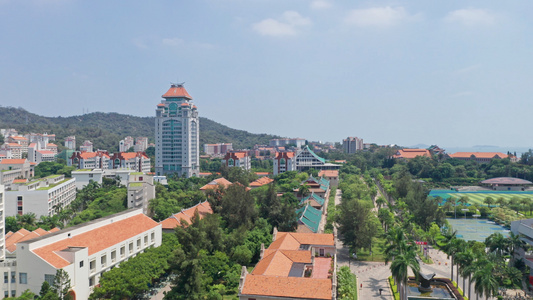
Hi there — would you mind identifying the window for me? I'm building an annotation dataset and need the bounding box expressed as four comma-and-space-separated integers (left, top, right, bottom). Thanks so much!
101, 255, 107, 268
79, 261, 84, 268
151, 232, 155, 243
111, 250, 116, 263
137, 238, 141, 250
4, 272, 7, 283
120, 246, 125, 258
19, 273, 27, 284
89, 277, 94, 287
144, 235, 148, 245
10, 272, 15, 283
89, 260, 96, 272
11, 290, 15, 297
129, 242, 133, 253
44, 274, 55, 285
4, 291, 8, 298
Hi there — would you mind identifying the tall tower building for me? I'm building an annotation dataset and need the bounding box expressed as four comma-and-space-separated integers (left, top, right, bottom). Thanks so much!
155, 83, 199, 177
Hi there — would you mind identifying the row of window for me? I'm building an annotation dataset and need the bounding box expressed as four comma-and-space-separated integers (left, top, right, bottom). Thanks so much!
3, 272, 26, 284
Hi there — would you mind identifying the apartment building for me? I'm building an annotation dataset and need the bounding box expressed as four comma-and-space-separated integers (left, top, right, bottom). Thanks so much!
68, 151, 111, 169
16, 209, 162, 299
222, 151, 251, 170
342, 137, 363, 154
110, 152, 151, 173
5, 175, 76, 217
79, 141, 94, 152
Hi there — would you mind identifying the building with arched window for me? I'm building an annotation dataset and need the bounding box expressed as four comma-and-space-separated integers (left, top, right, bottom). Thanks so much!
155, 83, 199, 177
222, 151, 251, 170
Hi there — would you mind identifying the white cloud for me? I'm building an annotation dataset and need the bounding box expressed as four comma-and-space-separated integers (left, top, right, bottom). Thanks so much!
161, 38, 214, 49
252, 11, 311, 37
310, 0, 331, 10
162, 38, 185, 47
444, 8, 496, 26
344, 6, 415, 27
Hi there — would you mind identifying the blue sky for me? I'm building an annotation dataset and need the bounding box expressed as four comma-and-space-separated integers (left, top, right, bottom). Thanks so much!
1, 0, 532, 148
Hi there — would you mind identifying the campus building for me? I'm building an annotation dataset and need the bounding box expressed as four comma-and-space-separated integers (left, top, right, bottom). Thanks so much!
393, 149, 432, 160
238, 230, 336, 300
110, 152, 151, 173
0, 159, 34, 185
68, 151, 111, 170
64, 136, 76, 150
127, 173, 155, 214
269, 138, 306, 148
203, 143, 233, 155
448, 152, 518, 163
4, 175, 76, 217
222, 151, 251, 170
295, 146, 340, 172
16, 209, 162, 300
273, 151, 297, 176
155, 83, 199, 178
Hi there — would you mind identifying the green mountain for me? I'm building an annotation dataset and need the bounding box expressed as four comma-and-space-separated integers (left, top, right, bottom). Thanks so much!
0, 107, 279, 151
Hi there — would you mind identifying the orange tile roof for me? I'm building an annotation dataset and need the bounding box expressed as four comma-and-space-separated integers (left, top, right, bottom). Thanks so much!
160, 202, 213, 230
38, 150, 55, 155
7, 143, 21, 147
255, 172, 271, 176
271, 232, 335, 250
10, 136, 27, 140
31, 214, 159, 268
28, 143, 37, 147
249, 177, 274, 187
157, 103, 165, 107
199, 177, 232, 190
241, 275, 332, 299
47, 143, 57, 147
79, 152, 97, 159
318, 170, 338, 177
449, 152, 509, 159
6, 228, 56, 253
394, 149, 431, 159
162, 85, 192, 99
13, 179, 28, 183
0, 159, 27, 165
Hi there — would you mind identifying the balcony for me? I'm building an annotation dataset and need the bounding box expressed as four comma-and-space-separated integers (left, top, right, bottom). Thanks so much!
518, 222, 533, 239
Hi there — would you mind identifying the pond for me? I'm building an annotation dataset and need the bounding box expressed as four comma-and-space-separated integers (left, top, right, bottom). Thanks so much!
407, 282, 455, 299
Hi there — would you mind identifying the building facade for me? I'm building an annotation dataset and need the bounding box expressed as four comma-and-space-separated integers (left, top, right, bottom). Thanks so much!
5, 175, 76, 217
273, 151, 297, 176
203, 143, 233, 155
222, 151, 251, 170
342, 137, 363, 153
127, 173, 155, 214
16, 209, 162, 300
68, 151, 111, 170
269, 138, 306, 148
110, 152, 151, 173
155, 83, 199, 177
64, 136, 76, 150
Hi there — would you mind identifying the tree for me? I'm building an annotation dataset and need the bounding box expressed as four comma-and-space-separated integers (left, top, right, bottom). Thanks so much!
456, 247, 475, 297
51, 269, 72, 300
220, 184, 257, 230
376, 196, 386, 209
298, 183, 310, 198
496, 197, 507, 208
472, 261, 499, 300
390, 246, 420, 300
483, 197, 494, 208
337, 199, 378, 252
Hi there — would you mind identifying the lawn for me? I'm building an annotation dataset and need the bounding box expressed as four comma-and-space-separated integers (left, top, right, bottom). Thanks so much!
355, 236, 386, 262
430, 190, 533, 207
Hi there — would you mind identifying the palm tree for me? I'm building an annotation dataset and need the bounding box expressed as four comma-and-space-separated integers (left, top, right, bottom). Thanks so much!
472, 261, 499, 300
483, 197, 494, 209
507, 232, 525, 266
390, 246, 420, 300
298, 183, 310, 198
456, 247, 475, 298
376, 196, 386, 209
485, 233, 507, 256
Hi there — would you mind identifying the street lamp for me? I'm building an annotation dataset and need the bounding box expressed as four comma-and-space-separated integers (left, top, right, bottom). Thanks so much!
461, 208, 468, 219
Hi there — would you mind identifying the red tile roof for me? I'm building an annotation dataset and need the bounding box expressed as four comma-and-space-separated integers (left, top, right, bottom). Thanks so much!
160, 201, 213, 230
318, 170, 338, 178
449, 152, 509, 159
0, 159, 27, 165
31, 214, 159, 268
241, 275, 332, 299
13, 179, 28, 183
7, 143, 21, 147
10, 136, 27, 140
393, 149, 431, 159
38, 150, 55, 155
199, 178, 232, 190
250, 177, 274, 187
6, 228, 57, 253
162, 85, 192, 99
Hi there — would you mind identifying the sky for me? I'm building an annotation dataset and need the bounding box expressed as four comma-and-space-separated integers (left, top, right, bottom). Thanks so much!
1, 0, 532, 149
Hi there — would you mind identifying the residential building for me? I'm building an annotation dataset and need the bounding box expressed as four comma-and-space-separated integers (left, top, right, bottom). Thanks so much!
238, 230, 336, 300
134, 137, 149, 152
0, 159, 34, 185
68, 151, 111, 169
5, 175, 76, 217
160, 201, 213, 232
393, 149, 432, 160
16, 209, 161, 299
269, 138, 306, 148
6, 137, 28, 155
110, 152, 151, 173
2, 144, 22, 159
119, 136, 135, 152
448, 152, 517, 163
64, 136, 76, 150
295, 146, 340, 172
155, 83, 199, 177
342, 137, 363, 153
318, 170, 339, 187
27, 143, 56, 164
127, 173, 155, 214
222, 151, 251, 170
273, 151, 297, 176
203, 143, 233, 155
79, 140, 94, 152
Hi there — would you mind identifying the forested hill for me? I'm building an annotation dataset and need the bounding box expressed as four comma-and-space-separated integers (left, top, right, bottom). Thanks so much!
0, 107, 279, 151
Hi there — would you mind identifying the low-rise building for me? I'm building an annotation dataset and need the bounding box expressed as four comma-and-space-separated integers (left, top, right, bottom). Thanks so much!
448, 152, 517, 163
249, 177, 274, 189
68, 151, 111, 169
318, 170, 339, 187
5, 175, 76, 217
71, 169, 104, 190
393, 149, 431, 160
110, 152, 151, 173
296, 204, 322, 233
64, 136, 76, 150
16, 209, 161, 299
238, 230, 336, 300
222, 151, 251, 170
273, 151, 297, 176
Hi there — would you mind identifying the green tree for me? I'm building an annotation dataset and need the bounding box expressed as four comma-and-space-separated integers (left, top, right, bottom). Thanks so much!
472, 261, 499, 299
337, 199, 378, 252
390, 247, 420, 300
483, 197, 494, 208
220, 184, 257, 230
51, 269, 72, 300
